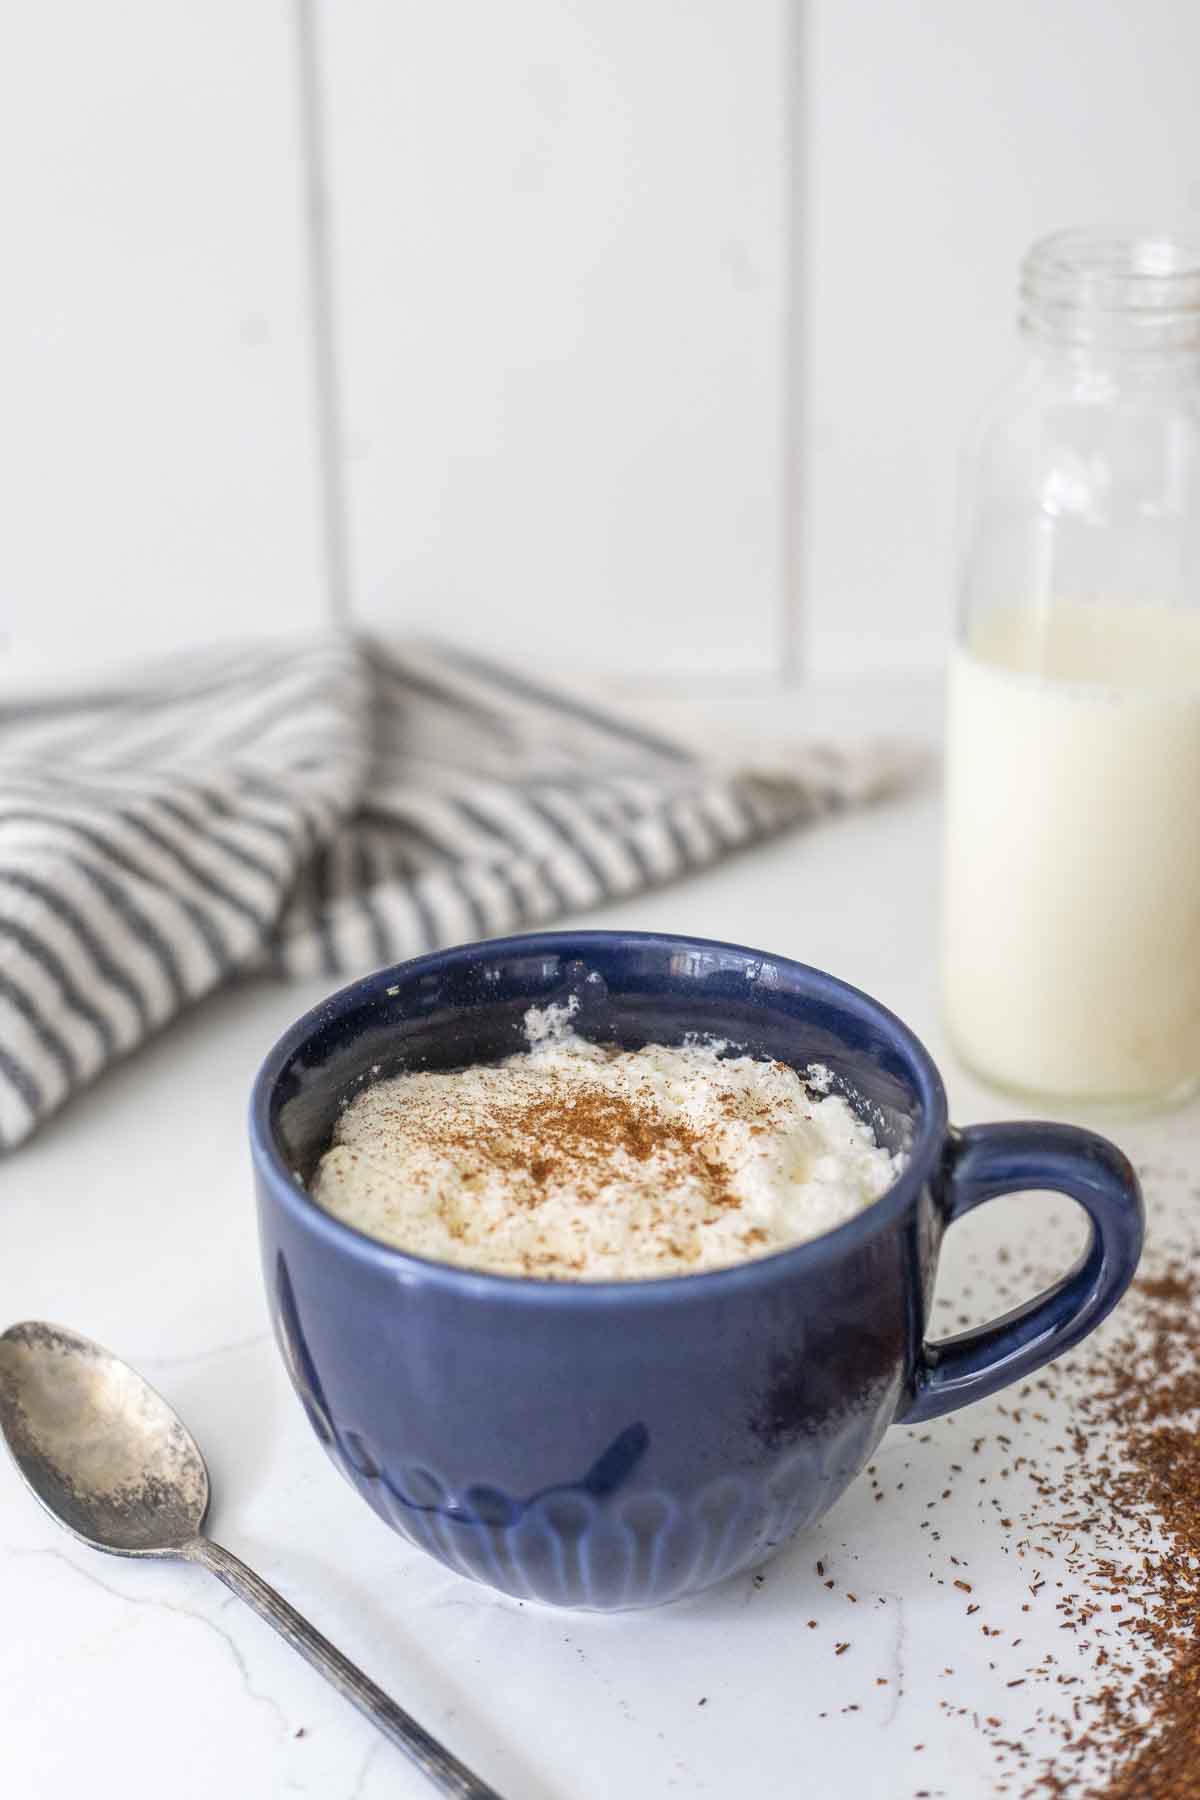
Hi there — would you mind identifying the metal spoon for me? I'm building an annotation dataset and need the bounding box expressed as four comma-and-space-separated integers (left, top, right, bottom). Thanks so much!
0, 1321, 505, 1800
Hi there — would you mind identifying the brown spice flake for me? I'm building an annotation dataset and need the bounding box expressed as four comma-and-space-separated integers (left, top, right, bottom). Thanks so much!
946, 1252, 1200, 1798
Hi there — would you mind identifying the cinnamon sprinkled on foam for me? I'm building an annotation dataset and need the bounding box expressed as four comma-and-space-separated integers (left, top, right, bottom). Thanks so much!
310, 1005, 901, 1279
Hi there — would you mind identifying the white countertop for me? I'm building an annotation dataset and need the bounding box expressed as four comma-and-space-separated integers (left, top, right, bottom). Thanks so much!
2, 678, 1195, 1800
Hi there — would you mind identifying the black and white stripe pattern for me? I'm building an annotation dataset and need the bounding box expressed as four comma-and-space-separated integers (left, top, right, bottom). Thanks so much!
0, 637, 909, 1149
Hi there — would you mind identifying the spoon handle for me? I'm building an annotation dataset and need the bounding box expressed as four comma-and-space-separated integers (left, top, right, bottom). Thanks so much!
184, 1537, 506, 1800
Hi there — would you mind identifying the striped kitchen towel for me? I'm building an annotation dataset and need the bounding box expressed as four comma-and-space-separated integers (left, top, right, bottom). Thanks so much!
0, 636, 913, 1149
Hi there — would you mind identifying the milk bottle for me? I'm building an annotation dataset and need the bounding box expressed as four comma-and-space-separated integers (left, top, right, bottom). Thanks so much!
942, 231, 1200, 1104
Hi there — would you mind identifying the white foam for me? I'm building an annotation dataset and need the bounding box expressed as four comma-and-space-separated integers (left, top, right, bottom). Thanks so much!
311, 1015, 902, 1280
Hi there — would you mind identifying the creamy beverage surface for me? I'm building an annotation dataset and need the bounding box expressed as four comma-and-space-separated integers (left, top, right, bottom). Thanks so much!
943, 599, 1200, 1102
310, 1003, 902, 1279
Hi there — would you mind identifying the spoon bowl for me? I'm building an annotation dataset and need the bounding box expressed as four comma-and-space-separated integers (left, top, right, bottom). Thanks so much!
0, 1321, 209, 1554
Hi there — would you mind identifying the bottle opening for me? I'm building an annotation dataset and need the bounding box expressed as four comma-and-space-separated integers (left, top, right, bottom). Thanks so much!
1021, 227, 1200, 351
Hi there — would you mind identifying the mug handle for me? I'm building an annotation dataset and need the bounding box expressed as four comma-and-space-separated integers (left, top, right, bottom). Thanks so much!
899, 1122, 1144, 1425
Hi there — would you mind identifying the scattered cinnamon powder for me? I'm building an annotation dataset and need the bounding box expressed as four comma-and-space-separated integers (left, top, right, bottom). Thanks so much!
1020, 1255, 1200, 1797
810, 1173, 1200, 1799
928, 1229, 1200, 1796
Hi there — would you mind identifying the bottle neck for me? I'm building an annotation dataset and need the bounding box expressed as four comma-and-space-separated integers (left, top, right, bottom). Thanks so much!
1020, 229, 1200, 379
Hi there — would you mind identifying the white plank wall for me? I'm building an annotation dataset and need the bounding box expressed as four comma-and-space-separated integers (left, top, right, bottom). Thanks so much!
318, 0, 790, 680
803, 0, 1200, 678
0, 2, 327, 681
4, 3, 1200, 688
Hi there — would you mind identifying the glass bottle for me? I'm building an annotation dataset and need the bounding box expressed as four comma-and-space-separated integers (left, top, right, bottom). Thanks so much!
943, 228, 1200, 1107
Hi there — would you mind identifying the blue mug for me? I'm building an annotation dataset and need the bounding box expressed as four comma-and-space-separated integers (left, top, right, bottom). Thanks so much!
250, 931, 1144, 1611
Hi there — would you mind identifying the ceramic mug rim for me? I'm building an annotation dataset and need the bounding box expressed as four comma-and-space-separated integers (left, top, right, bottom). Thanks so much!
249, 929, 951, 1308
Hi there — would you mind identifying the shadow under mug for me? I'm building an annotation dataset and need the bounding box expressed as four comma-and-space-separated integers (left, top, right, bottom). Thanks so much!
250, 931, 1144, 1611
